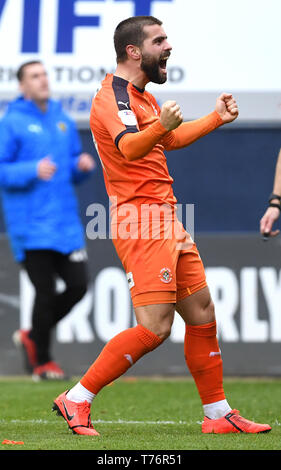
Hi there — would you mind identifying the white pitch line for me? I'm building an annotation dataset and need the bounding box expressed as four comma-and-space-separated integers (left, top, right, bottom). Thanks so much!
0, 418, 197, 425
2, 418, 278, 426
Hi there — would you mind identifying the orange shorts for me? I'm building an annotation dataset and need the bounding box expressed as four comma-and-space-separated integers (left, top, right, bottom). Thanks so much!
112, 218, 207, 308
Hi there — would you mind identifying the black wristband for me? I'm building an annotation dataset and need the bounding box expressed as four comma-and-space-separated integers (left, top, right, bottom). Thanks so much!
269, 192, 281, 203
269, 202, 281, 211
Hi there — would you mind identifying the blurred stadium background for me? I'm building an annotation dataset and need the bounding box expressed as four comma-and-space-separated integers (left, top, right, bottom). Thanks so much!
0, 0, 281, 378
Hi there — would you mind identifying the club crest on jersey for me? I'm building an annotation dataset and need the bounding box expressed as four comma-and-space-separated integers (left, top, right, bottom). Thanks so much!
57, 121, 67, 132
159, 267, 172, 284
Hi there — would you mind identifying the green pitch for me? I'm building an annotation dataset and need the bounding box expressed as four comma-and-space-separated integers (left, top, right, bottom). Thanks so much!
0, 377, 280, 451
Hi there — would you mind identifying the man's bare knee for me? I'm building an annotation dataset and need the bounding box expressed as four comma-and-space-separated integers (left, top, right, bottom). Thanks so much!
153, 321, 173, 341
176, 287, 216, 325
135, 303, 175, 340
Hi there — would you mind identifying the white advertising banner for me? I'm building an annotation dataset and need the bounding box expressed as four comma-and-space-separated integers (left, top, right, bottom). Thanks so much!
1, 235, 281, 376
0, 0, 281, 124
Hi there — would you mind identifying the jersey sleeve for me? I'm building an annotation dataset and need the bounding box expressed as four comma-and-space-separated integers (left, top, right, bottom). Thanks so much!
118, 120, 169, 161
0, 117, 38, 189
161, 111, 224, 151
90, 84, 139, 149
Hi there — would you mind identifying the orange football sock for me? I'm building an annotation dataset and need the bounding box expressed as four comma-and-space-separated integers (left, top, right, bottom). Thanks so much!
80, 324, 163, 394
184, 321, 225, 405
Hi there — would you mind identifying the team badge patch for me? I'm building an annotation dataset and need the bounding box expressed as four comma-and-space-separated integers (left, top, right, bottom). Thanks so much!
57, 121, 67, 132
118, 110, 138, 126
159, 267, 172, 284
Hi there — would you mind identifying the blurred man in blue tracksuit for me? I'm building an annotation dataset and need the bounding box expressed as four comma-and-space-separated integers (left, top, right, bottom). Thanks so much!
0, 61, 96, 380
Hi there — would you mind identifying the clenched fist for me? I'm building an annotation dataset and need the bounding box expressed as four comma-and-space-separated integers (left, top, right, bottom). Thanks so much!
216, 93, 239, 124
160, 100, 183, 131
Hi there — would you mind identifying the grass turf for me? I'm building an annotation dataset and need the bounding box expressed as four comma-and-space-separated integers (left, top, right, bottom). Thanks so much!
0, 376, 280, 452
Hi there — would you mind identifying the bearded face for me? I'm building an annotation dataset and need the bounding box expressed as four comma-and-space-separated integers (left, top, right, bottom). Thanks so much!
140, 50, 171, 84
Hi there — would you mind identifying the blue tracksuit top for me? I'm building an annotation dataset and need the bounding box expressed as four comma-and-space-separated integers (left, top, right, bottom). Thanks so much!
0, 97, 92, 262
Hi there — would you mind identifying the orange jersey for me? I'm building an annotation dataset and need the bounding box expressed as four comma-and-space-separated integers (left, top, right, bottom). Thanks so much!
89, 74, 223, 304
90, 74, 223, 224
90, 74, 176, 213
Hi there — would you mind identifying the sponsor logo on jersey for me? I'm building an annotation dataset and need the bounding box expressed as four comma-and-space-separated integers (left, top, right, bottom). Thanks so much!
126, 272, 135, 289
28, 124, 43, 133
209, 350, 221, 357
118, 101, 129, 109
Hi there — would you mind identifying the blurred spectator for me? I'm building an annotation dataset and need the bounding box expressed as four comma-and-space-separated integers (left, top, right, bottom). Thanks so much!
0, 61, 96, 380
260, 148, 281, 239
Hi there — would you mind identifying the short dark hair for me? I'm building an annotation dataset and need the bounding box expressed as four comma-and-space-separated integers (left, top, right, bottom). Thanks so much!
114, 16, 162, 63
16, 60, 43, 82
